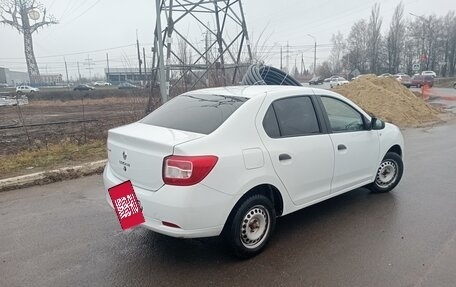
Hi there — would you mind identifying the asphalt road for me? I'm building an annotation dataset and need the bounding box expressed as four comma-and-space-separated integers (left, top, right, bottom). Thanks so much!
1, 121, 456, 287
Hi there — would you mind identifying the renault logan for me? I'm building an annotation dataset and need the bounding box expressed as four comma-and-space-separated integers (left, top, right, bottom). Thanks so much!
103, 86, 404, 258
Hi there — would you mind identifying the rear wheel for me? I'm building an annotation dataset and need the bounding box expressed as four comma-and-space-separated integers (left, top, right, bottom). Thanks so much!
369, 152, 403, 193
225, 194, 276, 259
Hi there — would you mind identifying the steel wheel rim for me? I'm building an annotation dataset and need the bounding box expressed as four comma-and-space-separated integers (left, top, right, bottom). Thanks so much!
240, 205, 270, 249
375, 160, 398, 188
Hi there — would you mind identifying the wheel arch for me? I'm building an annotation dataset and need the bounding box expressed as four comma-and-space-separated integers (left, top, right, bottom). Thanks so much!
387, 144, 402, 157
222, 183, 284, 233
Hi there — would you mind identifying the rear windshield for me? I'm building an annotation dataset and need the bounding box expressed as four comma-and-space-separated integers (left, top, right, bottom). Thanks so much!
141, 94, 249, 134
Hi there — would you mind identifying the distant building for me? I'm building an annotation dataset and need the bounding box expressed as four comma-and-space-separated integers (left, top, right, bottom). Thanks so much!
0, 67, 30, 86
41, 74, 63, 85
105, 68, 150, 84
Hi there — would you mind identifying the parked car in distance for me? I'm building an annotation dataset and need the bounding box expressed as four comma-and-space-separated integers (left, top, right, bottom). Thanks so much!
329, 77, 349, 88
0, 83, 9, 88
93, 81, 112, 86
73, 84, 95, 91
118, 82, 139, 89
16, 85, 39, 94
394, 74, 411, 88
379, 73, 393, 78
410, 75, 434, 88
308, 76, 324, 85
324, 75, 338, 82
103, 85, 404, 258
421, 71, 437, 78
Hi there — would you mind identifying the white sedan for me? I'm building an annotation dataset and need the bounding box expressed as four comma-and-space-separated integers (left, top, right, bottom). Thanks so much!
103, 85, 404, 258
421, 71, 437, 77
329, 77, 349, 88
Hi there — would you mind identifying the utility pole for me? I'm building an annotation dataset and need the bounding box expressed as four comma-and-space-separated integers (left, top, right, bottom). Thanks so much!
136, 30, 142, 81
286, 41, 289, 73
301, 53, 305, 75
64, 57, 69, 86
84, 55, 94, 79
280, 46, 283, 70
143, 47, 147, 84
307, 34, 317, 75
77, 62, 81, 82
106, 53, 110, 82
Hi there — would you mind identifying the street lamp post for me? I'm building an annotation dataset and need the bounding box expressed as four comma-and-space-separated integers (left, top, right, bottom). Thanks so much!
307, 34, 317, 76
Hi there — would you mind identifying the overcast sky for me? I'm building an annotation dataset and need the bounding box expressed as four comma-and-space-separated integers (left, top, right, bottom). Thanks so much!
0, 0, 453, 80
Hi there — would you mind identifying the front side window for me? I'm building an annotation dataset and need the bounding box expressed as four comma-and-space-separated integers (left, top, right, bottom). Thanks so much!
263, 96, 320, 138
320, 96, 365, 132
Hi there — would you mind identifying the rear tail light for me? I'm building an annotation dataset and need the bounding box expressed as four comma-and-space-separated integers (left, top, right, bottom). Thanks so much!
163, 155, 218, 186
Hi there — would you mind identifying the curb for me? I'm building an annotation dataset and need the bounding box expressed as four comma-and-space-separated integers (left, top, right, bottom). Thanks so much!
0, 160, 107, 192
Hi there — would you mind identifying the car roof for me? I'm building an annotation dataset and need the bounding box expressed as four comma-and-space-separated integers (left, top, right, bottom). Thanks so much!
186, 85, 319, 99
185, 85, 352, 102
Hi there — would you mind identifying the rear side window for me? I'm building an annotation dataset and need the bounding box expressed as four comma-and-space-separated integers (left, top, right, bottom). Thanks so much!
141, 94, 248, 134
263, 96, 320, 138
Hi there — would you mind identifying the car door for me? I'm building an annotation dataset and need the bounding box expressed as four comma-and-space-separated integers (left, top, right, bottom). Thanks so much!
258, 95, 334, 206
319, 96, 380, 193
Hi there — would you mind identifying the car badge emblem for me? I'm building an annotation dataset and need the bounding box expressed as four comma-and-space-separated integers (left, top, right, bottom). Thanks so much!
122, 151, 127, 160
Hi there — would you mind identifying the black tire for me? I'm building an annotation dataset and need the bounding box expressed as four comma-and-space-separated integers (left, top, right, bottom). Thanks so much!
369, 152, 403, 193
225, 194, 276, 259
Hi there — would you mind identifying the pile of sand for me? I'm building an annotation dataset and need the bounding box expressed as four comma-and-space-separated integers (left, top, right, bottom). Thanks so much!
333, 75, 440, 127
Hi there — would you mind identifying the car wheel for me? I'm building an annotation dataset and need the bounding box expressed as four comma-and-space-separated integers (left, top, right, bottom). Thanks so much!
369, 152, 403, 193
225, 194, 276, 259
17, 91, 22, 94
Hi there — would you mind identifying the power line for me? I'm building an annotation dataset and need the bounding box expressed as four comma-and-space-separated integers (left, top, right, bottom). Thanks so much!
0, 43, 137, 60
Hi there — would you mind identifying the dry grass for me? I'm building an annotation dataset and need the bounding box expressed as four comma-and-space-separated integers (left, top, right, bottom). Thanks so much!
0, 140, 106, 179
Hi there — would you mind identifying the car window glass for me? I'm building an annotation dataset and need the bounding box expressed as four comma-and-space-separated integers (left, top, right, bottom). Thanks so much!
271, 96, 320, 137
141, 94, 248, 134
321, 96, 364, 132
262, 105, 280, 138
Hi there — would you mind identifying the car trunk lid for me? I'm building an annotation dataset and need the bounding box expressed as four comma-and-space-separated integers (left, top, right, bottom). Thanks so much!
107, 122, 204, 191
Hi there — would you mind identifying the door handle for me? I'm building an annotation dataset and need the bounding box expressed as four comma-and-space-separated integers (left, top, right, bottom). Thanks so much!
337, 144, 347, 151
279, 153, 292, 161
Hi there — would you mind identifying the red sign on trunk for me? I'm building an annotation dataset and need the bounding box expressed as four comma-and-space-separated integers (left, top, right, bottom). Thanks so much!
108, 180, 145, 230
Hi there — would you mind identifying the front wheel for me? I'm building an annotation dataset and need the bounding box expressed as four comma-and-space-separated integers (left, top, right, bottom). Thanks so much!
225, 194, 276, 259
369, 152, 403, 193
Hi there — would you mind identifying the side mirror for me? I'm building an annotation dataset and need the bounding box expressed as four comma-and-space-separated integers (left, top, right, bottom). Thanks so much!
371, 117, 385, 130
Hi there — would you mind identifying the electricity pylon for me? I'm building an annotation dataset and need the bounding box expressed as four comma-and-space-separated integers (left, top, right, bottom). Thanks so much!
150, 0, 253, 107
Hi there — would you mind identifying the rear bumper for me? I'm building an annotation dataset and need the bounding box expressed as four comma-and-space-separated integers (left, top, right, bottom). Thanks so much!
103, 163, 234, 238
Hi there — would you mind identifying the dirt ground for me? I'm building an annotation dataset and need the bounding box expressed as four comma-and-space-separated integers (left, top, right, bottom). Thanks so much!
0, 95, 157, 156
334, 75, 441, 127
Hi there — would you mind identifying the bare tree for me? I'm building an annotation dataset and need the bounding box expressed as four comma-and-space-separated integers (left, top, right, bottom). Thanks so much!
329, 31, 346, 73
367, 3, 383, 74
0, 0, 57, 84
386, 2, 405, 73
317, 61, 332, 78
346, 19, 369, 73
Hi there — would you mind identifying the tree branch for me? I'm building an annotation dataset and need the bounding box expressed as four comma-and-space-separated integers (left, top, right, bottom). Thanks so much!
30, 18, 57, 33
0, 3, 23, 32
